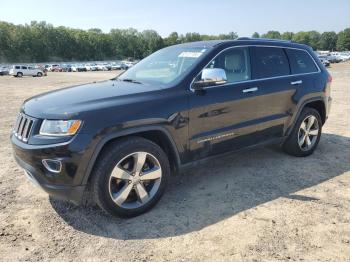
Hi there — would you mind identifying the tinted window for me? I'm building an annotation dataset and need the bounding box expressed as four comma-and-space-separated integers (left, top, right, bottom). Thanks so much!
204, 47, 251, 83
21, 66, 27, 69
286, 49, 318, 74
15, 66, 20, 69
252, 47, 290, 79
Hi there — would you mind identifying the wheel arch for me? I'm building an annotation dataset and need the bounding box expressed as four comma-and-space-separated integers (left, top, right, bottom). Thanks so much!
82, 126, 181, 185
286, 97, 326, 137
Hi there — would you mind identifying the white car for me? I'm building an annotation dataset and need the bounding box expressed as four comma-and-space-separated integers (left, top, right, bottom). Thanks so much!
96, 64, 108, 71
9, 65, 44, 77
339, 52, 350, 61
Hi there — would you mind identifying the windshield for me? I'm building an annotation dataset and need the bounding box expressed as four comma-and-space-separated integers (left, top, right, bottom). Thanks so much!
118, 46, 210, 86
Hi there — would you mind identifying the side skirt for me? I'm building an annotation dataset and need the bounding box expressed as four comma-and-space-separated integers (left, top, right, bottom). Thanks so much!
178, 136, 287, 173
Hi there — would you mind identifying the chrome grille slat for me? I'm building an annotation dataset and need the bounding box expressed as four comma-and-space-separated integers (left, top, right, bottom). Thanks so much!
13, 113, 35, 143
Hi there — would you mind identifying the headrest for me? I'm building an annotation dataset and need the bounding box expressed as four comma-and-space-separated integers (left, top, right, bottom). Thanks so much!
225, 53, 244, 71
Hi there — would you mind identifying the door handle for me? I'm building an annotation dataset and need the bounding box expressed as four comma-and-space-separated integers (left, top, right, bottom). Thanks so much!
291, 80, 303, 85
242, 87, 258, 93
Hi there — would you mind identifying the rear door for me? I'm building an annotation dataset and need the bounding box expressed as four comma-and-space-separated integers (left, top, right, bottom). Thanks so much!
249, 46, 296, 139
21, 66, 29, 76
285, 48, 320, 93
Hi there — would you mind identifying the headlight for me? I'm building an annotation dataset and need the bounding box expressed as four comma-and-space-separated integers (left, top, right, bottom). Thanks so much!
39, 120, 82, 136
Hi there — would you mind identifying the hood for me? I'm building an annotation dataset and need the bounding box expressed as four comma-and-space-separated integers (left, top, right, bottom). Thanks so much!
22, 80, 162, 119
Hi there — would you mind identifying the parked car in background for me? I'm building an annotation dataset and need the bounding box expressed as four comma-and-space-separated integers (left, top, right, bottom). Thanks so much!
318, 56, 330, 67
77, 64, 87, 72
48, 64, 60, 72
111, 62, 122, 70
0, 66, 9, 76
96, 64, 108, 71
338, 52, 350, 61
9, 65, 44, 77
122, 60, 135, 69
104, 63, 112, 71
327, 53, 342, 63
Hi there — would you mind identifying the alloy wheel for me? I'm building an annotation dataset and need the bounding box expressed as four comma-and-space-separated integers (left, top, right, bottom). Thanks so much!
108, 151, 162, 209
298, 115, 319, 151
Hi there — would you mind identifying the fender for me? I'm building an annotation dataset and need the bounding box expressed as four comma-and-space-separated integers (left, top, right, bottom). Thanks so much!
285, 96, 326, 137
81, 125, 182, 184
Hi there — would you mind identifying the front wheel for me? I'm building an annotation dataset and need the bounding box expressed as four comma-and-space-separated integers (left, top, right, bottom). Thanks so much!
37, 72, 43, 77
91, 137, 170, 217
283, 107, 322, 157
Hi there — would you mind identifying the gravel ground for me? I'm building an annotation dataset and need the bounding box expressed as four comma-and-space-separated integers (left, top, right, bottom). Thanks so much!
0, 66, 349, 262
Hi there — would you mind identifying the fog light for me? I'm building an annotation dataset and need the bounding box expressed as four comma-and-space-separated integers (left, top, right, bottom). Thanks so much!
42, 159, 62, 173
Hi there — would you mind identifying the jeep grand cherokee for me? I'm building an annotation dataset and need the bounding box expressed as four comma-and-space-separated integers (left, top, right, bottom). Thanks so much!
11, 38, 332, 217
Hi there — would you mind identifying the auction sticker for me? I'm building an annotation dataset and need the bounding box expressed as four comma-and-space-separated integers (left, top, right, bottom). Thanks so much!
178, 52, 204, 58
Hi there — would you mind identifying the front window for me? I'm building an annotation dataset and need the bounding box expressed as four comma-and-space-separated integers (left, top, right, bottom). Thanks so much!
118, 46, 210, 86
202, 47, 251, 83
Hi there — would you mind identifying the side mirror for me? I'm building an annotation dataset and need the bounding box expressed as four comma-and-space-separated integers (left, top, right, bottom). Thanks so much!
192, 68, 227, 90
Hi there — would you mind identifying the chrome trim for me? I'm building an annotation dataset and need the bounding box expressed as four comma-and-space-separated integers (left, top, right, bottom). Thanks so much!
24, 170, 40, 187
190, 45, 321, 92
42, 159, 62, 173
291, 80, 303, 85
242, 87, 258, 93
13, 113, 35, 143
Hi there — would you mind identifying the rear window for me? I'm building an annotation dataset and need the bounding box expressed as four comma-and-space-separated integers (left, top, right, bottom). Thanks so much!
286, 49, 318, 74
252, 47, 290, 79
21, 66, 27, 69
15, 66, 20, 69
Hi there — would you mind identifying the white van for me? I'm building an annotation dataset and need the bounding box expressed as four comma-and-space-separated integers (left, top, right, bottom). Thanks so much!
9, 65, 44, 77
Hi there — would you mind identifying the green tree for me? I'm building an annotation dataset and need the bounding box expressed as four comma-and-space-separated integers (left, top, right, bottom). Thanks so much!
281, 32, 294, 41
318, 31, 338, 51
140, 30, 164, 57
308, 31, 321, 49
336, 28, 350, 51
262, 31, 281, 39
164, 32, 179, 46
292, 31, 310, 45
252, 32, 260, 38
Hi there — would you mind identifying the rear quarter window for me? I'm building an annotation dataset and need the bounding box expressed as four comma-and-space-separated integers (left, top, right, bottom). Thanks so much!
285, 49, 319, 74
252, 47, 290, 79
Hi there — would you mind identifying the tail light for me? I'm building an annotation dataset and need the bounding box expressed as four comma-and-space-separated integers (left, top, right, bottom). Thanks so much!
328, 75, 333, 83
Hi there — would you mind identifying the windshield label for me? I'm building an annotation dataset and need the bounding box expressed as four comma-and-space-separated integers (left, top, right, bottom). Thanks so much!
179, 51, 204, 58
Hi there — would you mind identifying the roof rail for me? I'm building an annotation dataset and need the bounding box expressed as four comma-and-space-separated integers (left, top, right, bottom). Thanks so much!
235, 37, 293, 43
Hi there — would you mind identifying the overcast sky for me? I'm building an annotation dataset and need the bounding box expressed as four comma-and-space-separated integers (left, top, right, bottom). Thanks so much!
1, 0, 349, 37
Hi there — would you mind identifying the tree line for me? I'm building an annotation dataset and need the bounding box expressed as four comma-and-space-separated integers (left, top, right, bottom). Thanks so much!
0, 21, 349, 63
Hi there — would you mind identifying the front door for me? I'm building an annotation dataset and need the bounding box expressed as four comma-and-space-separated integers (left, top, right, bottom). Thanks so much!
188, 47, 262, 161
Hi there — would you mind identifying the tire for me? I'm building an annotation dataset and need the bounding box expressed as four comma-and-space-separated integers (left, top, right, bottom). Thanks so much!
37, 72, 43, 77
283, 107, 322, 157
91, 137, 170, 217
17, 72, 23, 77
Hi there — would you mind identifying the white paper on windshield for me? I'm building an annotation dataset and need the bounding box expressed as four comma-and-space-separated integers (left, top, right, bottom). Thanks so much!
178, 52, 203, 58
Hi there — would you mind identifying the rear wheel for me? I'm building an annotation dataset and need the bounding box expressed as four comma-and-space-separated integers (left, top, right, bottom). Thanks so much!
91, 137, 170, 217
16, 72, 23, 77
37, 72, 43, 77
283, 107, 322, 157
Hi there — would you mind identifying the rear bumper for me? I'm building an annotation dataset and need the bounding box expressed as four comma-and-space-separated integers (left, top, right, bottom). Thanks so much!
15, 154, 86, 204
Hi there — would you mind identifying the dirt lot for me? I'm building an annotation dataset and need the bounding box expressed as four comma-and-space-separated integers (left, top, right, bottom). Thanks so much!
0, 65, 349, 262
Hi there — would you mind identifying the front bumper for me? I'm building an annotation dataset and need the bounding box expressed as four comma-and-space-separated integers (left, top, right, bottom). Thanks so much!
15, 154, 85, 204
11, 134, 95, 204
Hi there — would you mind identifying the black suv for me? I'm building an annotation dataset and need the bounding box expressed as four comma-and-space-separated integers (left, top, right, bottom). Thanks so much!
11, 38, 332, 217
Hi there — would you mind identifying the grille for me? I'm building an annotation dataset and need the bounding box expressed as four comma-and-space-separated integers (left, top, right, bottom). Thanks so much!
13, 113, 35, 142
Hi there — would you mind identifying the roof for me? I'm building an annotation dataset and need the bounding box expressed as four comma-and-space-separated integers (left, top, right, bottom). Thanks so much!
175, 37, 309, 50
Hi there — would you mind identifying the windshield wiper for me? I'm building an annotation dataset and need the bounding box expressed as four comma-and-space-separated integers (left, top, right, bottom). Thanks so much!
119, 78, 142, 84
